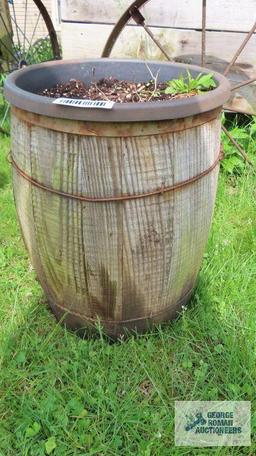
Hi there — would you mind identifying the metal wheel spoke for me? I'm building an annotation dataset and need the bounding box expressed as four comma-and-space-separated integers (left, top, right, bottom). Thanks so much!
0, 36, 18, 62
226, 107, 255, 116
142, 26, 172, 61
23, 0, 28, 54
224, 20, 256, 76
29, 41, 43, 63
222, 125, 253, 166
102, 0, 151, 57
0, 0, 60, 136
30, 33, 52, 63
0, 11, 14, 44
25, 11, 41, 60
130, 5, 172, 61
10, 16, 31, 52
32, 0, 61, 59
231, 76, 256, 92
0, 12, 15, 62
201, 0, 206, 67
10, 0, 22, 51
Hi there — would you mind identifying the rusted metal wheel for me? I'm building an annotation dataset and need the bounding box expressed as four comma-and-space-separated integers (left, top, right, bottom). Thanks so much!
30, 0, 61, 61
0, 0, 60, 68
102, 0, 256, 164
0, 0, 61, 133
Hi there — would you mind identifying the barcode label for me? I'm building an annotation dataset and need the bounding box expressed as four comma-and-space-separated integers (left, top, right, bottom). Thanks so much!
52, 98, 115, 109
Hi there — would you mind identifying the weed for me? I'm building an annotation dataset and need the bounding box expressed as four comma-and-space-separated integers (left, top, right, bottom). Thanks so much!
165, 70, 216, 95
221, 113, 256, 175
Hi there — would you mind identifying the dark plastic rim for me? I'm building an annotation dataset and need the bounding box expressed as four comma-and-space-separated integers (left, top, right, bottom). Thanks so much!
4, 58, 231, 122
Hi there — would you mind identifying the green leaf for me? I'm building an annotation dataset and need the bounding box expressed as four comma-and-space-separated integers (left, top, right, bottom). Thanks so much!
16, 351, 26, 364
242, 383, 253, 395
165, 86, 176, 94
249, 119, 256, 135
45, 436, 57, 455
221, 156, 244, 174
25, 422, 41, 438
113, 435, 123, 449
182, 359, 193, 369
79, 408, 88, 418
196, 73, 216, 89
214, 344, 224, 354
230, 128, 249, 140
165, 70, 216, 95
67, 398, 84, 416
228, 383, 240, 395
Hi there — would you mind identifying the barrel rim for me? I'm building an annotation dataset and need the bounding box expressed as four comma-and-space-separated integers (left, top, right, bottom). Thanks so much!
4, 58, 231, 122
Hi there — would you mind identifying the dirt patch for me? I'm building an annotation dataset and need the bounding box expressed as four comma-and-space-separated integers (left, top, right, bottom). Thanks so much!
39, 77, 197, 103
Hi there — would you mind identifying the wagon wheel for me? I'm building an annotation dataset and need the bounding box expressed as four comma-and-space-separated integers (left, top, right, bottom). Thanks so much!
102, 0, 256, 166
0, 0, 61, 134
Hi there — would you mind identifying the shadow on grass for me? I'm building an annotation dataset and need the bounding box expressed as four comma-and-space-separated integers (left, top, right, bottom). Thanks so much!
1, 269, 222, 351
0, 170, 9, 189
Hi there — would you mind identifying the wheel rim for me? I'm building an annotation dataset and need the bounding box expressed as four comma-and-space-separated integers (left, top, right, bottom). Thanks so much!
0, 0, 61, 133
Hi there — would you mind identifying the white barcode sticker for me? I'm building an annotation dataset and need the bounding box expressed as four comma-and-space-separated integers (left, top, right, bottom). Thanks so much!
52, 98, 115, 109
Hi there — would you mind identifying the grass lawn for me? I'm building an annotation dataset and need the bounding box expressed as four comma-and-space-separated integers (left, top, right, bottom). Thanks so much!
0, 123, 255, 455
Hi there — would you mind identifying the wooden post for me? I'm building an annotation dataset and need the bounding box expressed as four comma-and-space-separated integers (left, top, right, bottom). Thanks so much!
0, 0, 13, 72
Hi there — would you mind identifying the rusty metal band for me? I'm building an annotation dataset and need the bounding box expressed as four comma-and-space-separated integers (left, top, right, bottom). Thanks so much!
51, 286, 194, 324
10, 152, 222, 203
12, 106, 221, 138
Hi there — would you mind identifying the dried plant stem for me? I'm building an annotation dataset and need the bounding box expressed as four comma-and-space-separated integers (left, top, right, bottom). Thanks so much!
145, 63, 160, 101
93, 83, 111, 101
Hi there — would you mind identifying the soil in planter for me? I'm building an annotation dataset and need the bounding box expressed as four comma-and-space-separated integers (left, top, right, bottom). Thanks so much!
40, 77, 197, 103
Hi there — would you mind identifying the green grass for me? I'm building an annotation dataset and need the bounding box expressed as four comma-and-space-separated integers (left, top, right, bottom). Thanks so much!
0, 123, 256, 455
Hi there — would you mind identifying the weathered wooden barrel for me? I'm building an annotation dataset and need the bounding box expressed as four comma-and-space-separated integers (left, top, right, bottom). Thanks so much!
5, 59, 230, 337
